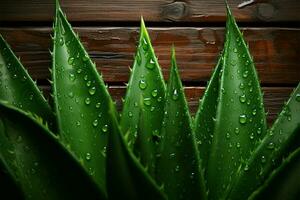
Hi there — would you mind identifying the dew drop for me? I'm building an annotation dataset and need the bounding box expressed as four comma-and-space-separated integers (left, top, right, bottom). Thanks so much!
172, 89, 179, 101
77, 68, 82, 74
243, 71, 249, 78
29, 94, 34, 101
239, 83, 245, 89
157, 96, 162, 102
296, 94, 300, 102
239, 94, 246, 103
92, 119, 98, 127
233, 48, 238, 53
249, 133, 254, 140
96, 102, 101, 108
151, 89, 158, 97
58, 37, 64, 46
85, 97, 91, 105
84, 75, 88, 81
85, 153, 91, 161
245, 60, 250, 66
267, 142, 275, 149
175, 165, 180, 172
76, 121, 81, 126
261, 155, 266, 163
68, 92, 74, 98
20, 75, 26, 82
86, 80, 91, 87
244, 165, 249, 171
128, 111, 133, 117
142, 38, 148, 51
226, 132, 230, 139
239, 114, 247, 124
144, 97, 151, 106
169, 153, 176, 158
146, 58, 155, 69
89, 87, 96, 95
139, 80, 147, 90
257, 127, 262, 135
235, 127, 240, 135
252, 109, 257, 116
102, 124, 108, 132
69, 73, 75, 81
82, 54, 89, 62
68, 57, 74, 65
236, 142, 241, 149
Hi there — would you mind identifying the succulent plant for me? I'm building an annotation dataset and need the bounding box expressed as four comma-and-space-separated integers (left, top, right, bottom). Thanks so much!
0, 1, 299, 200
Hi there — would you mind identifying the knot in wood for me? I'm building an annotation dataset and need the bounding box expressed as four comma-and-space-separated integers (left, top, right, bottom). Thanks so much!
162, 1, 189, 21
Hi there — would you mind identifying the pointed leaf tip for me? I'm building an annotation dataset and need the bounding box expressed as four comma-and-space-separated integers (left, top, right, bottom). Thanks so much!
156, 47, 207, 200
52, 3, 115, 194
0, 33, 55, 131
206, 4, 267, 199
120, 17, 166, 178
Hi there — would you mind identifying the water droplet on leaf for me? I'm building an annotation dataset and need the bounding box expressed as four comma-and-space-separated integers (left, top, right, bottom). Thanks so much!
144, 97, 151, 106
172, 89, 179, 101
85, 153, 91, 161
102, 124, 108, 132
92, 119, 98, 127
89, 87, 96, 95
68, 57, 74, 65
69, 73, 75, 81
151, 89, 158, 97
85, 97, 91, 105
239, 114, 247, 124
139, 80, 147, 90
239, 94, 246, 103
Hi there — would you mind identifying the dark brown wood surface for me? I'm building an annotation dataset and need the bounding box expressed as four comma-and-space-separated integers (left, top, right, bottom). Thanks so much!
39, 85, 293, 125
1, 27, 299, 84
1, 0, 300, 23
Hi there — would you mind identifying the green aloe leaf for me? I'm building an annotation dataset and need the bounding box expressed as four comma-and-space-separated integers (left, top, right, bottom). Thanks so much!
194, 53, 223, 178
226, 82, 300, 200
120, 18, 166, 177
0, 101, 106, 199
106, 102, 166, 200
0, 157, 23, 199
156, 47, 207, 200
0, 35, 55, 130
249, 147, 300, 200
52, 0, 115, 193
206, 5, 267, 199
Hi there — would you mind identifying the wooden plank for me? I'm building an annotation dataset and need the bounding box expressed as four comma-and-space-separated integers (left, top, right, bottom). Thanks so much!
40, 85, 293, 125
0, 0, 300, 23
1, 27, 300, 84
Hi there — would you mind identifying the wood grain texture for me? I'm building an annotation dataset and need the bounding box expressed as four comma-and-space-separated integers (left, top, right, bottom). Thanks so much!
0, 27, 299, 84
39, 85, 293, 125
0, 0, 300, 23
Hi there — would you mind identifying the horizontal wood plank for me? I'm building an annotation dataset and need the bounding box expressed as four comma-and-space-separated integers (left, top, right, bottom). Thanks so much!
1, 27, 299, 84
40, 85, 293, 125
0, 0, 300, 23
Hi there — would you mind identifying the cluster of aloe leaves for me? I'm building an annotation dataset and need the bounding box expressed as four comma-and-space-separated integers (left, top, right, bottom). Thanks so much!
0, 1, 299, 199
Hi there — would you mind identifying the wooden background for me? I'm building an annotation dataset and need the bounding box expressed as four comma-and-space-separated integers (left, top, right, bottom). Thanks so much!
0, 0, 299, 124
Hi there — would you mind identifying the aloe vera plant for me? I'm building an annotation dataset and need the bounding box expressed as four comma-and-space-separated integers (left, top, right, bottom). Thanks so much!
0, 1, 299, 199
